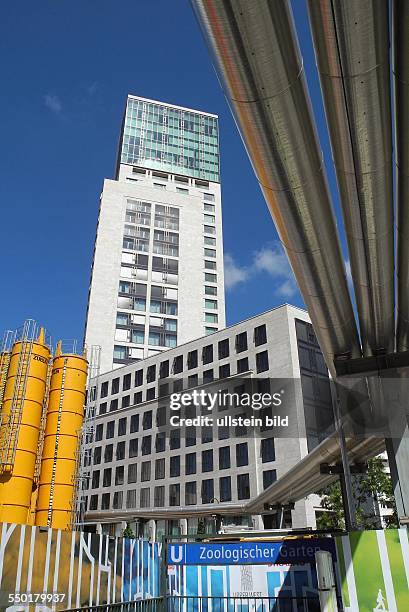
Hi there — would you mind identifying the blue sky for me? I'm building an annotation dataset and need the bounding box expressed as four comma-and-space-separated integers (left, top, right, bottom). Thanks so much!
0, 0, 348, 343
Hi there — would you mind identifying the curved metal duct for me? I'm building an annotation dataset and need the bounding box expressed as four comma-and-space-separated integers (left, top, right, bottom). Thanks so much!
191, 0, 360, 372
394, 0, 409, 351
307, 1, 394, 357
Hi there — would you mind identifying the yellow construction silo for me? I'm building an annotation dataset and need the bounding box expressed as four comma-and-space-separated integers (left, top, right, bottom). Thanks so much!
35, 345, 88, 530
0, 328, 50, 525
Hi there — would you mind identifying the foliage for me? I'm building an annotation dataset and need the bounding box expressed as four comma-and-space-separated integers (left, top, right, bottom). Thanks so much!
316, 457, 398, 530
122, 523, 136, 539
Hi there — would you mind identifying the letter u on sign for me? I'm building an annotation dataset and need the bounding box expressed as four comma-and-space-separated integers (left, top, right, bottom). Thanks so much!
169, 545, 184, 564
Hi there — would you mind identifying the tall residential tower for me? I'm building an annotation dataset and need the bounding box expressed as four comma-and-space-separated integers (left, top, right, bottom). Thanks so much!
85, 96, 225, 373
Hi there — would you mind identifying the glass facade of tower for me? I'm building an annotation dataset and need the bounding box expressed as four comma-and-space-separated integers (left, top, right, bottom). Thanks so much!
119, 96, 220, 182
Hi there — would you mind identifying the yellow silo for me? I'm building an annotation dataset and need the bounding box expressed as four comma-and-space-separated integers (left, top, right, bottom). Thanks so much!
0, 328, 50, 525
35, 345, 88, 530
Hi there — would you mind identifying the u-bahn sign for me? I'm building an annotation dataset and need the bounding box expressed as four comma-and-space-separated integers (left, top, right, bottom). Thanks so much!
167, 539, 335, 566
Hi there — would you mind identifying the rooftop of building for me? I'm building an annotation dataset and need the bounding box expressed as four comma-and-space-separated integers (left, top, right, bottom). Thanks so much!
127, 94, 219, 119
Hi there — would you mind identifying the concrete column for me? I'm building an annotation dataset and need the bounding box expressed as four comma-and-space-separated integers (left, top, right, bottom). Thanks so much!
147, 519, 156, 542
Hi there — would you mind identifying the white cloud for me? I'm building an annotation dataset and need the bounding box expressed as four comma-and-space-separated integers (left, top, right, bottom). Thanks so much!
44, 94, 62, 115
224, 254, 249, 289
224, 242, 298, 298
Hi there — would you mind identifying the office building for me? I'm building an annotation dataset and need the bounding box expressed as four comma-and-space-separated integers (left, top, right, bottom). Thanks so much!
82, 305, 333, 537
85, 95, 225, 373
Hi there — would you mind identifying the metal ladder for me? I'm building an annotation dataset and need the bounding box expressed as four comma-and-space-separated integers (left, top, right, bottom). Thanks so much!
0, 330, 15, 410
46, 358, 67, 527
33, 360, 52, 486
0, 324, 35, 470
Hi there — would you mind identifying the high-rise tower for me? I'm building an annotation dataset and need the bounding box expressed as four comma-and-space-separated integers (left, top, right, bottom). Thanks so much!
85, 95, 225, 373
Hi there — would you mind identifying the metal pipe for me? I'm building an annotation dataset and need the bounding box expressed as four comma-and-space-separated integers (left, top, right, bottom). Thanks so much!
191, 0, 361, 373
308, 0, 395, 356
394, 0, 409, 351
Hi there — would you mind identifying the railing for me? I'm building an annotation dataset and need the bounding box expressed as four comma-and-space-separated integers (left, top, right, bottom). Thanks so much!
64, 597, 165, 612
168, 596, 321, 611
64, 595, 321, 612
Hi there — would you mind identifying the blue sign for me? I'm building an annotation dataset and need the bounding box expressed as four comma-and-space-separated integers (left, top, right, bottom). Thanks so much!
167, 539, 335, 566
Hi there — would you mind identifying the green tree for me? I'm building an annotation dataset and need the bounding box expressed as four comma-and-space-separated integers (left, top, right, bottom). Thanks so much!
316, 457, 398, 530
122, 523, 136, 539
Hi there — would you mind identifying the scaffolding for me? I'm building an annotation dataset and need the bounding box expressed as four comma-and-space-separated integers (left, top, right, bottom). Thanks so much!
71, 344, 101, 529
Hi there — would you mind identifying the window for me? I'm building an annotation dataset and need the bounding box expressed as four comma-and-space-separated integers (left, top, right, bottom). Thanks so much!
202, 344, 213, 365
140, 488, 150, 508
219, 363, 230, 379
187, 350, 198, 369
126, 489, 137, 509
186, 426, 196, 447
237, 357, 249, 374
205, 313, 218, 324
153, 182, 166, 190
170, 455, 180, 477
155, 458, 165, 479
146, 387, 156, 401
203, 369, 214, 384
237, 474, 250, 499
188, 374, 198, 388
92, 471, 100, 489
95, 424, 103, 442
235, 332, 248, 353
93, 446, 101, 465
128, 463, 137, 484
143, 410, 153, 430
113, 491, 123, 509
116, 441, 125, 460
185, 482, 197, 505
89, 495, 98, 510
169, 484, 180, 506
101, 493, 110, 510
134, 391, 143, 404
256, 350, 269, 373
111, 378, 120, 394
103, 468, 112, 487
202, 450, 213, 472
159, 360, 169, 378
156, 405, 167, 426
203, 225, 216, 235
204, 203, 215, 212
220, 476, 232, 502
261, 437, 275, 462
118, 417, 127, 436
141, 461, 151, 482
146, 365, 156, 383
170, 429, 180, 450
176, 187, 188, 194
154, 486, 165, 507
219, 446, 230, 469
254, 324, 267, 346
204, 260, 216, 270
123, 373, 131, 391
142, 435, 152, 455
204, 248, 216, 258
135, 370, 144, 388
122, 395, 130, 409
106, 421, 115, 439
201, 479, 214, 504
263, 469, 277, 489
115, 466, 124, 486
104, 444, 113, 463
130, 414, 139, 433
99, 402, 107, 415
185, 453, 196, 475
204, 193, 215, 202
155, 432, 166, 452
205, 299, 217, 309
110, 399, 118, 412
205, 285, 217, 296
129, 438, 138, 458
205, 273, 217, 282
236, 443, 249, 467
172, 355, 183, 374
100, 381, 108, 398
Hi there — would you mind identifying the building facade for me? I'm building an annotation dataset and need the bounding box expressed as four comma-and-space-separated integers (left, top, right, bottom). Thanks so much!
82, 305, 333, 538
85, 95, 225, 373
